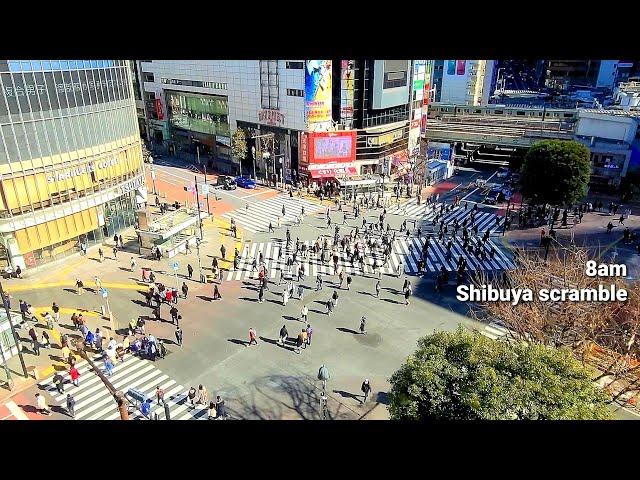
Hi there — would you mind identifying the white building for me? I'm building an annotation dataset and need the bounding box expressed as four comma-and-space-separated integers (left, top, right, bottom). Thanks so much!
436, 60, 496, 106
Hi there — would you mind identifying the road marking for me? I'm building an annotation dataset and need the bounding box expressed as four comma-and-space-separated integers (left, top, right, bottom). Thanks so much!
6, 282, 148, 293
5, 400, 28, 420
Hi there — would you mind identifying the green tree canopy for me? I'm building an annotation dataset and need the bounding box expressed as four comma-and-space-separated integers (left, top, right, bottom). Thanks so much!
388, 327, 612, 420
520, 140, 591, 206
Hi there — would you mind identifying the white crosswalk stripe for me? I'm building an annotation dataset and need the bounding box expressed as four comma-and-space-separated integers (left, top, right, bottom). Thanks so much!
226, 235, 515, 281
221, 195, 323, 233
386, 198, 433, 219
38, 354, 210, 420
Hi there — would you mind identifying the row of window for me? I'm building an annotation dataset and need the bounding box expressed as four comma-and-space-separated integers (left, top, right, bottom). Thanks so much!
5, 60, 118, 72
286, 89, 303, 97
160, 77, 228, 90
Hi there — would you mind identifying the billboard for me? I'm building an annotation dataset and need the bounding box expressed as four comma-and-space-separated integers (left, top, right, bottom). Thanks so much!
308, 131, 356, 165
340, 60, 355, 123
166, 90, 229, 137
445, 60, 467, 76
427, 141, 452, 161
305, 60, 332, 126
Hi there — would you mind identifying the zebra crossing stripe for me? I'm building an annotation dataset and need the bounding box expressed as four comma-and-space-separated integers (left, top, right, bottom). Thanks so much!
222, 196, 322, 233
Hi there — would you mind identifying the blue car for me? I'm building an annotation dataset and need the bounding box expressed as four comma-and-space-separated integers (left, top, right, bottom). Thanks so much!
235, 176, 256, 189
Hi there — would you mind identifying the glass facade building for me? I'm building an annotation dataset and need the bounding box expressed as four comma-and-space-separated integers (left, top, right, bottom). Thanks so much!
0, 60, 146, 269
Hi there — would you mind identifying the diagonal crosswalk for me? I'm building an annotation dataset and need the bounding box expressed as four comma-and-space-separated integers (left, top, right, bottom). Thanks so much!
38, 354, 211, 420
226, 236, 515, 281
221, 195, 323, 233
386, 198, 433, 219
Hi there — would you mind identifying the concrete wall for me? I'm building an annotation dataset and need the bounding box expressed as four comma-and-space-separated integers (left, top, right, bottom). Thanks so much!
576, 111, 638, 143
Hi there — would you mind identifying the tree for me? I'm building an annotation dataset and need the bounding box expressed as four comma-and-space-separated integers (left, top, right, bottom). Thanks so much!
388, 326, 612, 420
520, 140, 591, 206
231, 128, 248, 175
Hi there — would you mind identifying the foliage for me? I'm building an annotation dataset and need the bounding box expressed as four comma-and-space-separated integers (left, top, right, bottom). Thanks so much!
231, 128, 248, 162
388, 326, 612, 420
520, 140, 591, 206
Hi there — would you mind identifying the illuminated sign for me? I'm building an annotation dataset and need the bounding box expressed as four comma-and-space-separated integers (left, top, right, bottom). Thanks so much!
366, 129, 404, 147
305, 60, 332, 126
308, 131, 356, 164
258, 109, 285, 126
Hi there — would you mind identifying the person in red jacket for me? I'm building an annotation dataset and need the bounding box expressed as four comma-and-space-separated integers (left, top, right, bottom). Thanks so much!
70, 365, 80, 387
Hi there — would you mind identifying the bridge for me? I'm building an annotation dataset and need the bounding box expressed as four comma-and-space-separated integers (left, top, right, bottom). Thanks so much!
423, 115, 576, 148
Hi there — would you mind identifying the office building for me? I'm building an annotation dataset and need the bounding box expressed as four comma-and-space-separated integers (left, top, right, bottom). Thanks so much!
0, 60, 145, 270
429, 60, 496, 106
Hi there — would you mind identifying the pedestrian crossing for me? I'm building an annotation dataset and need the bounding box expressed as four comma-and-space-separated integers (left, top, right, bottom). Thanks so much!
387, 200, 506, 235
221, 195, 323, 233
226, 236, 515, 281
38, 354, 211, 420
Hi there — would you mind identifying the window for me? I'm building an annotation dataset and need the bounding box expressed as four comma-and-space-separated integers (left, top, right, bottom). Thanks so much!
286, 61, 304, 69
140, 60, 152, 63
286, 88, 303, 97
143, 73, 155, 82
144, 92, 155, 101
160, 78, 227, 89
260, 60, 279, 110
516, 111, 525, 116
494, 110, 504, 115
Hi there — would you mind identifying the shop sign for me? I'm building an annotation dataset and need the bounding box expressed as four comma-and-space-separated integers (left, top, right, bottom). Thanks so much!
410, 119, 420, 130
366, 129, 404, 147
46, 157, 120, 183
258, 109, 285, 126
299, 132, 309, 166
118, 176, 145, 195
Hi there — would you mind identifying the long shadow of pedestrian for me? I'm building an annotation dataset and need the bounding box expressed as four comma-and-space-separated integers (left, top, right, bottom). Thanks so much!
266, 299, 283, 305
18, 404, 38, 414
381, 298, 403, 304
258, 336, 280, 347
357, 291, 376, 297
63, 288, 77, 294
239, 297, 259, 302
196, 295, 214, 302
333, 389, 361, 402
130, 299, 148, 307
336, 327, 360, 335
309, 309, 324, 315
228, 338, 248, 347
282, 315, 300, 322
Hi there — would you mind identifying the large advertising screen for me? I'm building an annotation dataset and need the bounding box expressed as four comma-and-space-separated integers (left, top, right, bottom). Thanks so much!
166, 90, 230, 138
305, 60, 332, 125
308, 131, 356, 165
340, 60, 354, 124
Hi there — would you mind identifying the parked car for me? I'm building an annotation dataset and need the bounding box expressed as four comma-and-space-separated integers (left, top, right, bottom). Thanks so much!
235, 176, 257, 189
216, 175, 237, 190
484, 185, 513, 205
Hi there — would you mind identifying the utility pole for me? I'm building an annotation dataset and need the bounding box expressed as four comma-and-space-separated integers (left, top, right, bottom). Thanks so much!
194, 175, 204, 241
203, 164, 211, 216
0, 281, 27, 378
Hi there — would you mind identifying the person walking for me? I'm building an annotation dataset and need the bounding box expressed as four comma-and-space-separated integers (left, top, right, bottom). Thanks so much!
187, 387, 197, 408
301, 328, 308, 349
113, 245, 118, 259
197, 385, 209, 405
98, 248, 104, 262
175, 326, 183, 347
28, 326, 39, 355
295, 330, 304, 354
301, 304, 308, 323
248, 327, 258, 346
404, 287, 411, 306
70, 365, 80, 387
361, 379, 372, 404
170, 305, 179, 325
282, 289, 289, 306
213, 284, 221, 300
130, 256, 137, 272
35, 393, 51, 416
53, 373, 65, 394
75, 278, 84, 295
326, 298, 334, 316
66, 394, 76, 418
94, 276, 102, 295
278, 325, 288, 346
332, 289, 339, 307
346, 275, 352, 290
375, 280, 381, 298
103, 354, 114, 376
215, 395, 226, 419
306, 324, 313, 346
359, 316, 367, 335
258, 285, 264, 303
220, 244, 226, 260
95, 328, 103, 353
187, 263, 194, 280
182, 282, 189, 299
156, 386, 165, 405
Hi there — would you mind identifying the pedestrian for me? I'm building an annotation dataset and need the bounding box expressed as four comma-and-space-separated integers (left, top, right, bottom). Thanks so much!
258, 286, 264, 303
187, 386, 197, 407
187, 263, 194, 279
103, 354, 114, 376
95, 328, 103, 352
306, 324, 313, 346
301, 304, 308, 323
208, 401, 217, 420
295, 330, 304, 354
375, 280, 381, 298
53, 373, 65, 394
297, 284, 304, 301
172, 287, 179, 304
332, 289, 339, 306
279, 325, 288, 346
248, 327, 258, 346
346, 275, 352, 290
119, 234, 124, 248
130, 256, 136, 272
113, 245, 118, 259
404, 287, 411, 306
197, 385, 209, 405
170, 305, 179, 325
75, 278, 84, 295
215, 395, 226, 419
99, 248, 104, 262
66, 394, 76, 418
282, 289, 289, 306
213, 284, 221, 300
182, 281, 189, 299
326, 298, 334, 316
361, 379, 372, 404
70, 365, 80, 387
220, 244, 226, 260
35, 393, 51, 416
175, 326, 183, 347
301, 328, 308, 349
359, 316, 366, 335
28, 326, 39, 355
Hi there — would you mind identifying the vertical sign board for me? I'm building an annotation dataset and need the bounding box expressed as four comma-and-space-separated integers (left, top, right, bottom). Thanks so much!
305, 60, 333, 131
340, 60, 355, 128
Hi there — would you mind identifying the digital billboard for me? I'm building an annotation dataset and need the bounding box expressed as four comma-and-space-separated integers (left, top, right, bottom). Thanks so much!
166, 90, 230, 138
305, 60, 332, 126
340, 60, 355, 123
308, 131, 356, 165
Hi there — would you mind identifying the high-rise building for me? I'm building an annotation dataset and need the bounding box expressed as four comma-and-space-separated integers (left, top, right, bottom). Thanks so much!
138, 60, 420, 183
0, 60, 145, 270
428, 60, 496, 106
543, 60, 602, 91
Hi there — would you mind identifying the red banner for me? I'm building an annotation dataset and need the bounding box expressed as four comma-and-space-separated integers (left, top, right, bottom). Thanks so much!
308, 130, 357, 165
155, 99, 164, 120
310, 166, 357, 179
